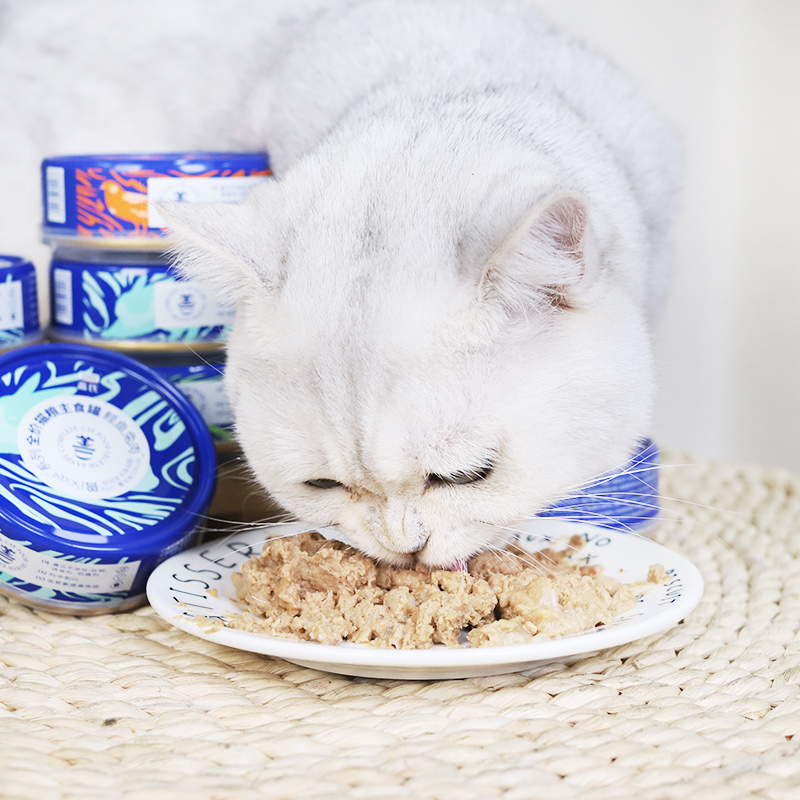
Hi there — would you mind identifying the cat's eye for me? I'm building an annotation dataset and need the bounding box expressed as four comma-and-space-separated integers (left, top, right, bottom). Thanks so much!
427, 461, 494, 488
304, 478, 344, 490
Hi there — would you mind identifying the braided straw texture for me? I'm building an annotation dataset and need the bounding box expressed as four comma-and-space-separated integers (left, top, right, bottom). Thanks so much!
1, 454, 799, 800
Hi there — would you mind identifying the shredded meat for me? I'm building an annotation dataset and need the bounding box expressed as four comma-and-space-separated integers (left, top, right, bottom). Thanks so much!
228, 531, 663, 648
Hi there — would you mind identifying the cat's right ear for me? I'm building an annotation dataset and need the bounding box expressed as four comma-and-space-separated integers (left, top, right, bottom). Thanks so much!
159, 181, 281, 306
476, 192, 599, 322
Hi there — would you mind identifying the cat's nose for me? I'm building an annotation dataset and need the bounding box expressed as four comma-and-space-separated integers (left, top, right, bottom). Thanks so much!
380, 503, 429, 554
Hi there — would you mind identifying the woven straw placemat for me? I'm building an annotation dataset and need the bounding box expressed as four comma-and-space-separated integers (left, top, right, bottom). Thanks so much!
1, 453, 799, 800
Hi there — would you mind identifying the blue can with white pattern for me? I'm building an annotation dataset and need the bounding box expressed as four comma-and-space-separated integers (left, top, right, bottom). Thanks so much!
142, 352, 236, 448
0, 343, 217, 614
0, 255, 42, 351
48, 248, 232, 350
538, 439, 660, 530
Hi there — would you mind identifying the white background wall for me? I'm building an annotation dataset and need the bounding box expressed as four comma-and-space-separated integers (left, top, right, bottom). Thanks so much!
530, 0, 800, 471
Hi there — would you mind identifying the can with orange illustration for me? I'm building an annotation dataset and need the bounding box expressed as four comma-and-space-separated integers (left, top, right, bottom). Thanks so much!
41, 152, 271, 249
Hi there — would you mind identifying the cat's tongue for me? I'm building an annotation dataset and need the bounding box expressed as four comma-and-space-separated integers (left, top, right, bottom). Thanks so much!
450, 558, 469, 573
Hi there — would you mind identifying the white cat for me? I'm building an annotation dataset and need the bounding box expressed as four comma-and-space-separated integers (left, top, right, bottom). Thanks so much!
165, 0, 680, 568
0, 0, 680, 568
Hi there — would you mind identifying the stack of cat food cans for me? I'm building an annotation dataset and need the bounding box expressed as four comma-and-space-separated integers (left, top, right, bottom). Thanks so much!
40, 152, 271, 454
0, 152, 274, 616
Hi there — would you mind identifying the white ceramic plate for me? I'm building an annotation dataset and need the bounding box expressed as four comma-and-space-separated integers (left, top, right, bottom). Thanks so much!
146, 520, 704, 680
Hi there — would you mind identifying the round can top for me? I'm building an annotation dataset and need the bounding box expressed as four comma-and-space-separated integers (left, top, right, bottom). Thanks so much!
41, 151, 271, 247
0, 343, 217, 558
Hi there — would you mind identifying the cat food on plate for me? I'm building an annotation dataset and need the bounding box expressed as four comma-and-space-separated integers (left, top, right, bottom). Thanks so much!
0, 255, 43, 352
0, 343, 216, 615
48, 248, 233, 350
41, 152, 270, 248
229, 531, 664, 648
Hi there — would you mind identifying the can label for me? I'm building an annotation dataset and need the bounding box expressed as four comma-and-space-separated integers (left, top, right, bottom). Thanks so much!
152, 362, 234, 442
0, 532, 139, 594
19, 397, 151, 500
0, 280, 23, 330
153, 280, 233, 330
147, 176, 266, 228
53, 267, 73, 324
41, 153, 270, 243
0, 256, 40, 346
0, 360, 200, 542
50, 259, 233, 344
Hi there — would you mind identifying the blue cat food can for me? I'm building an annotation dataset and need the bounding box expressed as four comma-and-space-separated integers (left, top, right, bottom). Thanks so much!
0, 255, 42, 351
143, 353, 235, 447
48, 249, 233, 350
41, 152, 270, 248
0, 343, 217, 614
538, 438, 660, 530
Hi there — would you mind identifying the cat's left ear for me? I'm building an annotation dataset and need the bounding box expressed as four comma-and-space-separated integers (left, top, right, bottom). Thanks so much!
158, 181, 281, 306
478, 192, 599, 318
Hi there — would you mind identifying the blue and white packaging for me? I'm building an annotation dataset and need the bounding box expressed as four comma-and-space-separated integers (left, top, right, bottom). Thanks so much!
41, 152, 271, 249
538, 439, 660, 530
0, 343, 217, 614
143, 353, 235, 446
0, 255, 42, 351
49, 249, 232, 349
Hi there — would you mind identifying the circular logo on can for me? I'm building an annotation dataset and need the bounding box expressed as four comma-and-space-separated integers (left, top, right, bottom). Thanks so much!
165, 283, 207, 323
18, 396, 151, 500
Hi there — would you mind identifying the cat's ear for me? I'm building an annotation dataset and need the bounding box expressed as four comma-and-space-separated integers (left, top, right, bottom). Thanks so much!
158, 182, 280, 305
478, 192, 598, 319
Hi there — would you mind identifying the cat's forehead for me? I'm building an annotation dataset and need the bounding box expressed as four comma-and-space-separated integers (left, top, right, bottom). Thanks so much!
280, 337, 504, 450
276, 374, 502, 487
271, 243, 473, 359
273, 122, 525, 278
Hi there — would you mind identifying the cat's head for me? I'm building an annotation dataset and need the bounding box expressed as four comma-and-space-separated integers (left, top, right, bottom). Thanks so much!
164, 170, 654, 568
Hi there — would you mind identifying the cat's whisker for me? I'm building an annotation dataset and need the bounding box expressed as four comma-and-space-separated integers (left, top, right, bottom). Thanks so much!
491, 523, 589, 556
197, 520, 312, 563
197, 514, 284, 531
540, 499, 664, 529
181, 343, 226, 374
553, 487, 748, 524
487, 525, 584, 573
539, 456, 746, 554
203, 535, 291, 564
565, 459, 700, 499
536, 510, 651, 538
483, 540, 556, 576
562, 446, 664, 491
538, 485, 741, 555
